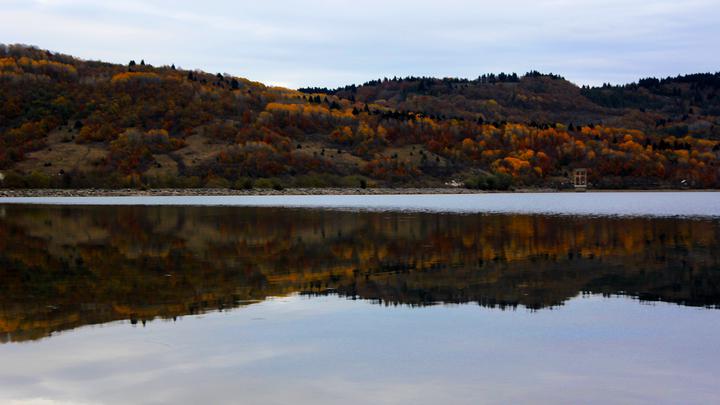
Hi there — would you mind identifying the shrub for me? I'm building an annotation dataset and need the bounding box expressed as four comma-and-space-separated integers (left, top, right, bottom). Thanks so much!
254, 178, 274, 189
233, 177, 254, 190
204, 176, 230, 189
27, 171, 52, 188
465, 173, 513, 191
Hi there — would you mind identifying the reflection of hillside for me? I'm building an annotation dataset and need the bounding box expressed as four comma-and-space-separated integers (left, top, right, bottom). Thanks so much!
0, 205, 718, 343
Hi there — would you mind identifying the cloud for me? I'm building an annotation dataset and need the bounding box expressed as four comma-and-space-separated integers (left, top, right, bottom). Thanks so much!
1, 0, 718, 88
7, 399, 93, 405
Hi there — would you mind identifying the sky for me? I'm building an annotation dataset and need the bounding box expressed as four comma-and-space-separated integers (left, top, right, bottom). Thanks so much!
1, 0, 719, 89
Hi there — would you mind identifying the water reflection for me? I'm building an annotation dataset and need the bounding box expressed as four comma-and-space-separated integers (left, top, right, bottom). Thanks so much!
1, 205, 719, 343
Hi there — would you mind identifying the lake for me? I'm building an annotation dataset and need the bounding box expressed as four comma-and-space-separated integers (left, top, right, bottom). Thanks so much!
1, 192, 719, 404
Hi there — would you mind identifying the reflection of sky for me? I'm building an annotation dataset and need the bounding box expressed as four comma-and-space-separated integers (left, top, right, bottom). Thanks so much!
3, 192, 720, 218
2, 295, 719, 404
1, 1, 719, 88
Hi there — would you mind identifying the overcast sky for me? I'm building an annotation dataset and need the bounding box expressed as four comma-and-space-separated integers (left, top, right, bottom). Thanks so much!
1, 0, 719, 89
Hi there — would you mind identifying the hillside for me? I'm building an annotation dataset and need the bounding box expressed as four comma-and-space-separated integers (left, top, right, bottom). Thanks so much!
1, 44, 718, 189
301, 72, 720, 139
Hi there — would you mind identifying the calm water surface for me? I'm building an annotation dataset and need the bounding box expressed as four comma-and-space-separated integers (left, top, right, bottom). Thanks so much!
3, 191, 720, 217
1, 194, 719, 404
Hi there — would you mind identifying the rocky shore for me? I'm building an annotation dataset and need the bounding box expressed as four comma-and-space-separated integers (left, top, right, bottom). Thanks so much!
0, 187, 707, 198
0, 187, 564, 197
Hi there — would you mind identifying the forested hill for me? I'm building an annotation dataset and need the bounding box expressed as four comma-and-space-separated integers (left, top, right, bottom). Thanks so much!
300, 72, 720, 138
1, 44, 718, 190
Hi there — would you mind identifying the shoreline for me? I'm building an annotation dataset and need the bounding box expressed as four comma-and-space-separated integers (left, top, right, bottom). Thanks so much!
0, 187, 714, 198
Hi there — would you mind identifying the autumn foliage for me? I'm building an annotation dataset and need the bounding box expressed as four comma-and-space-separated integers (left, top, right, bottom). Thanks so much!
1, 44, 718, 189
1, 206, 719, 342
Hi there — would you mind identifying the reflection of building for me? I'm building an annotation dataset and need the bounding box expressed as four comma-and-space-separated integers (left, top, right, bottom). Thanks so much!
573, 168, 588, 190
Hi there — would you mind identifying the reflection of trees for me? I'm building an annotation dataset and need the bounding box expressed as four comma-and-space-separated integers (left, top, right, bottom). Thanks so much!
1, 206, 719, 342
